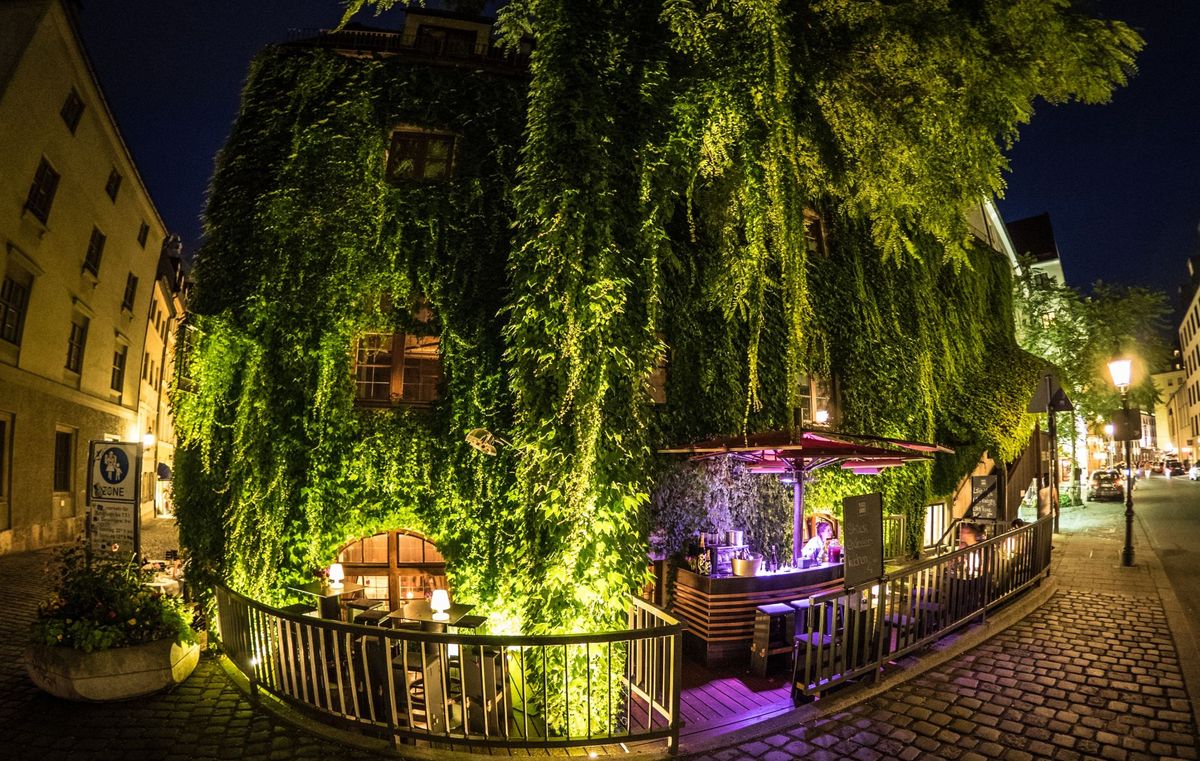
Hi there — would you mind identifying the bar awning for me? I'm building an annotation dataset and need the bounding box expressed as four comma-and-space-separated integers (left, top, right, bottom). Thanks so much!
658, 429, 953, 561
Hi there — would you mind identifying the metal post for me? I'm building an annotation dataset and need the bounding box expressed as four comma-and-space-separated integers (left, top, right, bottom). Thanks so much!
1122, 392, 1136, 567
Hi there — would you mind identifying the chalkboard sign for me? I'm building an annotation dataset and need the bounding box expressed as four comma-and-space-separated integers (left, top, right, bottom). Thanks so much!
842, 492, 883, 589
970, 475, 998, 520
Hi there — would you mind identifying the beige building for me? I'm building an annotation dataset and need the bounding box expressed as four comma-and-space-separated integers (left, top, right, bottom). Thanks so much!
1152, 359, 1185, 457
0, 0, 182, 553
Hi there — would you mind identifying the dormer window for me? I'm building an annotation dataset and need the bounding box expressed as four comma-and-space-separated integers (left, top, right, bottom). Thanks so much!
415, 24, 479, 57
386, 128, 457, 183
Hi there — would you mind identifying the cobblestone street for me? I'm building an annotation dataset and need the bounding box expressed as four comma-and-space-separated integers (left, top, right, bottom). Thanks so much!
2, 498, 1198, 760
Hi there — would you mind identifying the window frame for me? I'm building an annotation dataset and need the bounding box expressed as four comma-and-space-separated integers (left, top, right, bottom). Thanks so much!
25, 159, 61, 224
53, 429, 74, 493
121, 273, 138, 312
803, 208, 828, 258
137, 221, 150, 248
105, 168, 122, 202
111, 344, 128, 392
65, 315, 88, 373
336, 529, 448, 606
796, 372, 838, 428
60, 88, 85, 134
83, 227, 106, 276
0, 275, 31, 346
385, 128, 458, 184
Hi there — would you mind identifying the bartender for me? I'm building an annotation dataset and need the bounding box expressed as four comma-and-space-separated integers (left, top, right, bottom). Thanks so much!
800, 520, 840, 563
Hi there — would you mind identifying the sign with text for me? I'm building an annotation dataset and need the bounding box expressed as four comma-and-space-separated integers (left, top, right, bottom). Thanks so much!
842, 492, 884, 589
87, 442, 140, 556
970, 475, 998, 520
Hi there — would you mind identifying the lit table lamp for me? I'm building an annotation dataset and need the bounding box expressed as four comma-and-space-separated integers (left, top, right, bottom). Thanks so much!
431, 589, 451, 621
327, 562, 345, 589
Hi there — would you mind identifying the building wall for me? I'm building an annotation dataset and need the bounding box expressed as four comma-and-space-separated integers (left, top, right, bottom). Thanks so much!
1178, 289, 1200, 459
0, 0, 172, 553
1152, 367, 1185, 455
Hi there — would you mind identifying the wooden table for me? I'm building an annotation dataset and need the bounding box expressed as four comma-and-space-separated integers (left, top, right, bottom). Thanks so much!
286, 580, 366, 620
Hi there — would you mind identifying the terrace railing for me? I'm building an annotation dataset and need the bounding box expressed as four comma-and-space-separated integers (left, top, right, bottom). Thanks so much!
793, 515, 1052, 700
215, 588, 683, 753
285, 28, 531, 72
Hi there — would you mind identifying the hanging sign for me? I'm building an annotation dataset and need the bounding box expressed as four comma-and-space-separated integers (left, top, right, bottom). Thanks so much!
87, 441, 141, 556
842, 492, 884, 589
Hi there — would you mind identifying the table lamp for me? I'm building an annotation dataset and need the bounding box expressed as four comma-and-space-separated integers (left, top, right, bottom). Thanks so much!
327, 562, 345, 588
430, 589, 451, 621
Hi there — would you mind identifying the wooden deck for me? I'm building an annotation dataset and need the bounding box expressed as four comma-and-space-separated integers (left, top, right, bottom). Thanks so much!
677, 661, 794, 738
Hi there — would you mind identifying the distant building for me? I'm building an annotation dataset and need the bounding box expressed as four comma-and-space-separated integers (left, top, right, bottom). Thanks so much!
1006, 212, 1066, 286
1151, 351, 1185, 458
0, 0, 183, 553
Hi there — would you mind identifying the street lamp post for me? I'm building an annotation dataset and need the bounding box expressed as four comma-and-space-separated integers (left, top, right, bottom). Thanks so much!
1108, 358, 1135, 567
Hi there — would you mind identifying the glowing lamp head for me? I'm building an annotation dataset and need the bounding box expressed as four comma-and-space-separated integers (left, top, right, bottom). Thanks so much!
327, 562, 345, 588
1103, 423, 1114, 437
814, 409, 830, 425
142, 432, 156, 448
430, 589, 451, 621
1107, 358, 1132, 391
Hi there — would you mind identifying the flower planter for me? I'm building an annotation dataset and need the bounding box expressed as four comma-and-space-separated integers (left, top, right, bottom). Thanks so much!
24, 638, 199, 702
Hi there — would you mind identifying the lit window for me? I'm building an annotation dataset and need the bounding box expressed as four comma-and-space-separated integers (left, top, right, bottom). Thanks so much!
337, 530, 447, 608
797, 373, 837, 427
353, 332, 443, 404
60, 89, 84, 134
386, 129, 456, 182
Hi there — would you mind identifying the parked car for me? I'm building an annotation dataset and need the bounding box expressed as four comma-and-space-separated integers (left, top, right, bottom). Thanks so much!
1166, 460, 1186, 477
1088, 470, 1124, 501
1152, 461, 1165, 475
1189, 465, 1200, 481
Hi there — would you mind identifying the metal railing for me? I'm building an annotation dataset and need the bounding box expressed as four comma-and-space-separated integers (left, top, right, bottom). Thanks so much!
794, 515, 1052, 699
215, 588, 682, 752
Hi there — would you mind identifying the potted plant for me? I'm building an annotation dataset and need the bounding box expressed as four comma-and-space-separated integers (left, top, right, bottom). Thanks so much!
25, 541, 199, 701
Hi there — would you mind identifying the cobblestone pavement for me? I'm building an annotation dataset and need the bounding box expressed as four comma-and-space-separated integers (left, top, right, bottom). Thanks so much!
2, 487, 1198, 760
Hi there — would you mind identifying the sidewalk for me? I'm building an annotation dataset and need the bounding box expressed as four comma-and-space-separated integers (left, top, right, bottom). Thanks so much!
0, 505, 1197, 760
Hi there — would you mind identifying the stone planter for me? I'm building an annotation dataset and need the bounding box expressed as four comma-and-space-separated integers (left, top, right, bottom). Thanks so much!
24, 638, 199, 701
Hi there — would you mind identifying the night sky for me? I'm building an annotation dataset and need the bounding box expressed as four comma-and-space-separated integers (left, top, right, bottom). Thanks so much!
78, 2, 1200, 300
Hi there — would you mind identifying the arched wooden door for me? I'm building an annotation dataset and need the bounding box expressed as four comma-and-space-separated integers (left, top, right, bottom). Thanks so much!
335, 529, 447, 610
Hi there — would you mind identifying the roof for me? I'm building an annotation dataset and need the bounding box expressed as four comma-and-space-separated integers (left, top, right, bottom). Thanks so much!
658, 430, 952, 475
1005, 213, 1060, 264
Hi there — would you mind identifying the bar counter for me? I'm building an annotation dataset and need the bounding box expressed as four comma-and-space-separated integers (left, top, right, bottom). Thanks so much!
672, 563, 844, 666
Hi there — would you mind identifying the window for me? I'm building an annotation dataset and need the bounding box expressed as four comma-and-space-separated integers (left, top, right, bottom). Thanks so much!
142, 351, 149, 380
386, 129, 456, 182
354, 332, 442, 404
649, 331, 669, 404
797, 373, 837, 427
83, 227, 106, 275
111, 344, 128, 391
121, 273, 138, 311
105, 168, 122, 202
337, 530, 447, 607
60, 88, 85, 133
0, 413, 10, 530
803, 209, 827, 257
65, 314, 88, 372
53, 429, 74, 492
0, 273, 31, 346
137, 221, 150, 248
25, 159, 60, 224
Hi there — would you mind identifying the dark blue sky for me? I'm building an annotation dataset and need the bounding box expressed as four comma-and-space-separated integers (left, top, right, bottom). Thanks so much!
79, 2, 1199, 300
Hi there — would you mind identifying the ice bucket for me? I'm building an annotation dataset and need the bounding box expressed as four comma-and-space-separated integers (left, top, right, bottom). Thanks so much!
731, 556, 761, 576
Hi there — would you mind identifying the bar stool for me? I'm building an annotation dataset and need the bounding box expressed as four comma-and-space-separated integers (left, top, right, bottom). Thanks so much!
354, 608, 391, 627
347, 598, 384, 623
751, 603, 796, 676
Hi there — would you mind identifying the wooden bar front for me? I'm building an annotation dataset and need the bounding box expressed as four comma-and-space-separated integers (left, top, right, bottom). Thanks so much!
673, 564, 845, 667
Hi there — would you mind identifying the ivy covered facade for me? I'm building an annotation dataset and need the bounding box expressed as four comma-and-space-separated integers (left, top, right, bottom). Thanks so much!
174, 4, 1139, 638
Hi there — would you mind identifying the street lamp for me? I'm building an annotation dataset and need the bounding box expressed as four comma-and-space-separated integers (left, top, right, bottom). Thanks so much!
1108, 357, 1134, 566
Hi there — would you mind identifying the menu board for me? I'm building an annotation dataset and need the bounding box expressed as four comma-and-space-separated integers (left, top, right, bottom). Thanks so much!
87, 441, 140, 556
970, 475, 998, 520
842, 492, 883, 589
